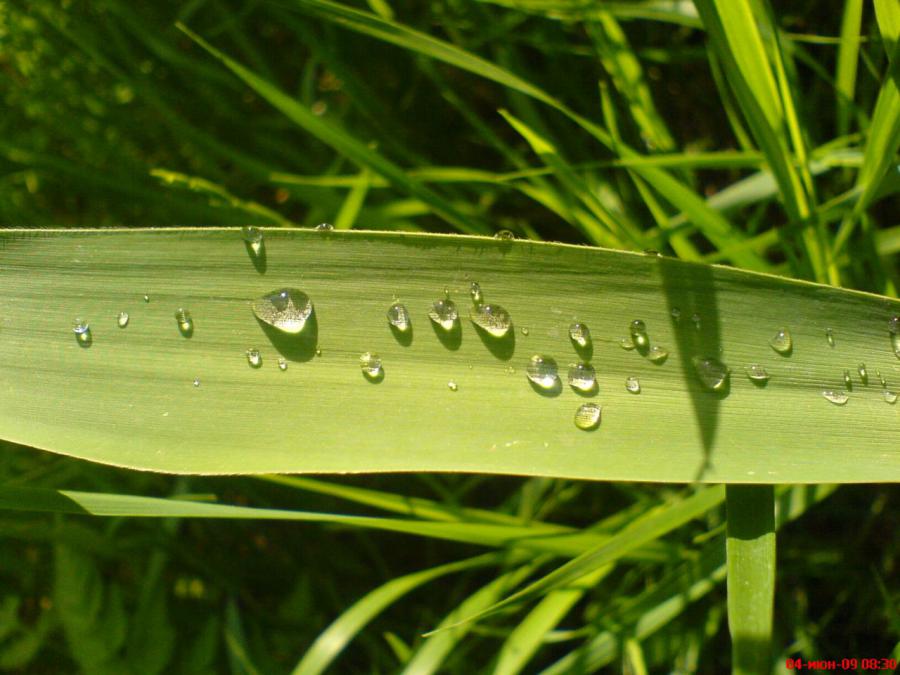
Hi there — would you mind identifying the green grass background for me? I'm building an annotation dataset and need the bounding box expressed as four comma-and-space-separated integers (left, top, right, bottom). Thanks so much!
1, 1, 898, 672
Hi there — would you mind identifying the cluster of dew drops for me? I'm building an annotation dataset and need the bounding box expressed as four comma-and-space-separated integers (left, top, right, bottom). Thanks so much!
71, 226, 900, 431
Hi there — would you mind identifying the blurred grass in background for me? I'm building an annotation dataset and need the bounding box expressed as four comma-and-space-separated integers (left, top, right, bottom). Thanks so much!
0, 0, 898, 672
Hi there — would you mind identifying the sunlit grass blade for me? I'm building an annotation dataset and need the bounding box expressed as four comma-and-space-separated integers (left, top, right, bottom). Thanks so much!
836, 0, 865, 137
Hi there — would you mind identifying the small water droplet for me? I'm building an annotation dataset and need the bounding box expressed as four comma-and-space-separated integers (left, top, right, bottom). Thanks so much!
315, 348, 322, 357
567, 362, 596, 392
360, 352, 383, 380
241, 226, 263, 254
843, 369, 853, 389
574, 403, 601, 431
469, 281, 482, 304
629, 320, 648, 350
745, 364, 769, 382
117, 311, 129, 328
889, 315, 900, 335
671, 307, 681, 322
891, 325, 900, 358
387, 302, 411, 332
857, 363, 868, 385
883, 389, 898, 404
193, 377, 201, 387
526, 355, 559, 389
692, 356, 730, 391
143, 294, 150, 303
825, 327, 834, 347
769, 328, 792, 354
822, 389, 849, 405
643, 249, 661, 256
448, 381, 458, 392
469, 303, 512, 337
428, 298, 458, 331
691, 313, 701, 329
278, 357, 288, 371
174, 308, 193, 336
876, 369, 886, 388
625, 376, 641, 393
314, 222, 334, 231
493, 230, 515, 240
246, 348, 262, 368
252, 288, 314, 334
619, 336, 635, 351
521, 327, 529, 336
568, 323, 591, 349
72, 318, 92, 346
647, 345, 669, 363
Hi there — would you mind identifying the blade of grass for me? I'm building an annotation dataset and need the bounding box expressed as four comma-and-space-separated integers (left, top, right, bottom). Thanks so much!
836, 0, 865, 137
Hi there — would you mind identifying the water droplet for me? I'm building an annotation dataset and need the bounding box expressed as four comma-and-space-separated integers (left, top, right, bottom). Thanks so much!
625, 376, 641, 393
428, 298, 458, 331
143, 294, 150, 303
314, 222, 334, 231
246, 348, 262, 368
574, 403, 601, 431
619, 336, 635, 351
506, 365, 515, 375
469, 303, 512, 337
647, 345, 669, 363
629, 320, 648, 350
568, 323, 591, 349
193, 377, 201, 387
521, 327, 529, 336
769, 328, 792, 354
891, 330, 900, 359
843, 369, 853, 389
670, 307, 681, 322
278, 357, 288, 371
494, 229, 515, 240
822, 389, 848, 405
241, 226, 263, 254
360, 352, 383, 380
876, 369, 886, 388
386, 302, 411, 332
692, 356, 730, 391
117, 311, 129, 328
526, 355, 559, 389
567, 362, 596, 392
469, 281, 482, 304
883, 389, 898, 404
643, 249, 661, 256
691, 313, 701, 329
174, 308, 193, 336
857, 363, 868, 385
72, 318, 92, 346
448, 381, 458, 392
745, 364, 769, 382
825, 327, 834, 347
889, 315, 900, 335
315, 348, 322, 357
252, 288, 314, 334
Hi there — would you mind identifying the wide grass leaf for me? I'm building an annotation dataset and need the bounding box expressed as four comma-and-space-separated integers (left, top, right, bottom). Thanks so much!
0, 228, 898, 483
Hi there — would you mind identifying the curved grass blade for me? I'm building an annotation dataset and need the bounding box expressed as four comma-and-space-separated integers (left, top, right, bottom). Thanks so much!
1, 228, 899, 483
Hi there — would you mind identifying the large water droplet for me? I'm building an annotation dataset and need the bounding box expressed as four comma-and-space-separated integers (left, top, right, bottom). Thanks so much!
386, 302, 411, 332
360, 352, 383, 380
567, 362, 596, 392
242, 226, 263, 254
745, 364, 769, 382
647, 345, 669, 363
574, 403, 601, 431
469, 281, 482, 304
568, 323, 591, 349
73, 318, 92, 346
315, 222, 334, 231
469, 303, 512, 337
278, 357, 288, 372
692, 356, 730, 391
625, 376, 641, 393
493, 230, 515, 240
883, 389, 898, 404
448, 381, 458, 392
428, 298, 458, 331
822, 389, 848, 405
857, 363, 868, 385
174, 308, 193, 337
252, 289, 314, 334
526, 355, 559, 389
629, 320, 648, 350
117, 311, 129, 328
825, 327, 834, 347
246, 348, 262, 368
769, 328, 792, 354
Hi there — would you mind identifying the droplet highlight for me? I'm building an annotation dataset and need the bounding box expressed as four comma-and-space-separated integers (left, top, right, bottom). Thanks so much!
692, 356, 730, 391
629, 320, 648, 350
174, 308, 193, 336
386, 302, 411, 332
278, 357, 288, 372
567, 362, 596, 392
360, 352, 383, 380
469, 303, 512, 337
625, 376, 641, 393
252, 289, 314, 334
72, 318, 92, 346
647, 345, 669, 363
526, 355, 559, 390
314, 222, 334, 231
241, 226, 263, 254
745, 364, 769, 382
428, 298, 459, 331
822, 390, 848, 406
193, 377, 201, 387
469, 281, 482, 304
448, 381, 458, 392
143, 295, 150, 303
769, 328, 792, 354
246, 348, 262, 368
117, 311, 129, 328
568, 323, 591, 349
574, 403, 601, 431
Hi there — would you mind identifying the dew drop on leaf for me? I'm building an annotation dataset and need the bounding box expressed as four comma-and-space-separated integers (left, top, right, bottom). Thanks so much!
314, 222, 334, 231
568, 323, 591, 349
360, 352, 383, 380
428, 298, 458, 331
825, 327, 834, 347
574, 403, 601, 431
252, 289, 314, 334
174, 308, 193, 336
883, 389, 898, 404
857, 363, 868, 385
526, 355, 558, 389
769, 328, 792, 354
448, 381, 458, 392
493, 230, 515, 240
629, 320, 649, 350
619, 337, 635, 351
647, 345, 669, 363
625, 376, 641, 393
386, 302, 411, 332
241, 226, 263, 254
469, 303, 512, 337
822, 389, 848, 405
278, 357, 288, 372
469, 281, 482, 304
72, 318, 92, 346
246, 348, 262, 368
745, 364, 769, 382
117, 311, 129, 328
692, 356, 730, 391
671, 307, 681, 322
567, 362, 596, 392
